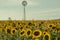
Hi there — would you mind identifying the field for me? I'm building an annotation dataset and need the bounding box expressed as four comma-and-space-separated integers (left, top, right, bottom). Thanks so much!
0, 20, 60, 40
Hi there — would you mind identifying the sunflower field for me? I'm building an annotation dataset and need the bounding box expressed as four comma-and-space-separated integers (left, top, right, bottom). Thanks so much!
0, 20, 60, 40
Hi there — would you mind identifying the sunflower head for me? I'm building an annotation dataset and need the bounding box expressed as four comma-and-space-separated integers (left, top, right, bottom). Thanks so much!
20, 29, 26, 37
19, 26, 24, 31
32, 30, 42, 38
5, 26, 11, 35
12, 23, 17, 27
26, 29, 32, 37
56, 28, 60, 32
11, 28, 17, 35
43, 32, 50, 40
48, 23, 55, 29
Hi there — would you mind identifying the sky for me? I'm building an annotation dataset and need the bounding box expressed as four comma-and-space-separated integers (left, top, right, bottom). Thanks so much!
0, 0, 60, 20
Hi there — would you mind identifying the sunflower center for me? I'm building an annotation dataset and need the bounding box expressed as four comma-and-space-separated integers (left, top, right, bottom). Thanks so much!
20, 27, 23, 30
49, 25, 52, 27
52, 27, 56, 29
12, 30, 15, 33
21, 31, 24, 35
34, 31, 40, 36
27, 31, 30, 35
12, 23, 16, 27
28, 23, 32, 26
7, 29, 11, 34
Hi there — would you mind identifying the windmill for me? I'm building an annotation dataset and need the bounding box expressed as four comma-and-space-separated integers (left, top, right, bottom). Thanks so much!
22, 0, 27, 20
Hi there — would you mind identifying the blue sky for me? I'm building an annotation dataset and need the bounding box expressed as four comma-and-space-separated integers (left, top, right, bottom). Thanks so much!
0, 0, 60, 20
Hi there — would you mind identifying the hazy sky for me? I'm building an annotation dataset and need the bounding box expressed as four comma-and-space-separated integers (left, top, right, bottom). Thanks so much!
0, 0, 60, 20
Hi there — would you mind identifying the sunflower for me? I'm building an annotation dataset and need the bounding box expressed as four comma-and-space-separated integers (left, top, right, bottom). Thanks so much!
56, 28, 60, 32
11, 28, 17, 35
27, 21, 34, 26
26, 29, 32, 37
16, 21, 21, 26
15, 27, 19, 30
52, 26, 56, 30
48, 23, 55, 29
52, 29, 57, 33
12, 23, 17, 28
19, 26, 24, 31
5, 26, 11, 35
43, 32, 50, 40
32, 30, 42, 38
51, 27, 57, 32
20, 29, 26, 37
6, 21, 12, 26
